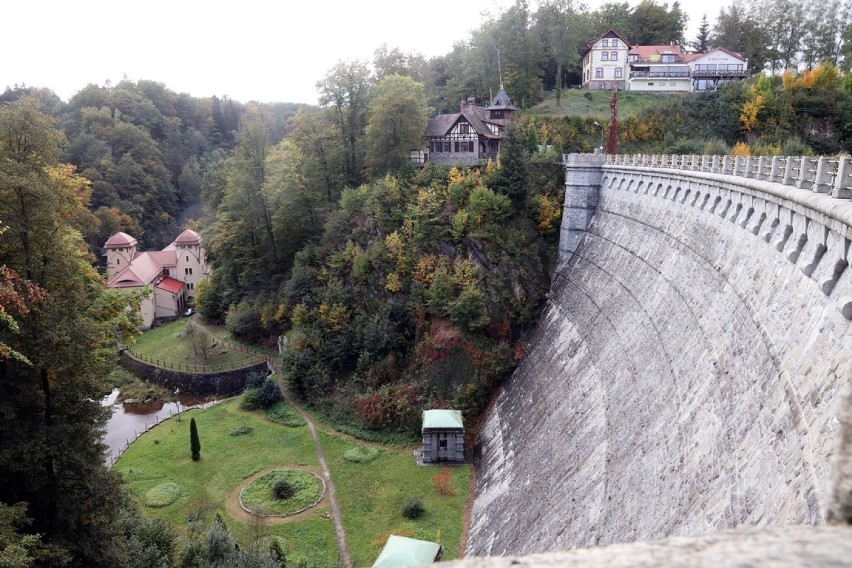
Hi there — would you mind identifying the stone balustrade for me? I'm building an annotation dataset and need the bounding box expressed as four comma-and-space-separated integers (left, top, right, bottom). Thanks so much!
575, 153, 852, 199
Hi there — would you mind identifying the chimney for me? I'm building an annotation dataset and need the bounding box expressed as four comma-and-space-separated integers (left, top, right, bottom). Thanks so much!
467, 96, 476, 106
460, 99, 466, 110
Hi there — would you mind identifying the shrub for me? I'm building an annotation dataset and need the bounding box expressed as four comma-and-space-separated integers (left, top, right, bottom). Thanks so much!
240, 387, 260, 410
702, 138, 729, 156
272, 478, 295, 500
190, 418, 201, 461
255, 379, 282, 409
143, 482, 181, 508
432, 467, 456, 496
245, 372, 267, 389
229, 426, 254, 436
401, 495, 425, 519
343, 445, 381, 463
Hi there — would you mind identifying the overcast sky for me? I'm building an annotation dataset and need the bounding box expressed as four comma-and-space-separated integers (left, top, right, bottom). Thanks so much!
5, 0, 721, 105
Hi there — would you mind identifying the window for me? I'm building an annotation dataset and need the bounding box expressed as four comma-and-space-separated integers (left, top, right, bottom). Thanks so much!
662, 54, 675, 62
595, 68, 603, 78
116, 258, 120, 265
669, 82, 676, 86
459, 122, 470, 134
611, 51, 618, 60
611, 39, 619, 48
614, 68, 623, 78
439, 439, 448, 448
444, 141, 451, 152
602, 39, 609, 47
658, 82, 665, 86
460, 141, 470, 152
185, 268, 193, 275
601, 52, 609, 61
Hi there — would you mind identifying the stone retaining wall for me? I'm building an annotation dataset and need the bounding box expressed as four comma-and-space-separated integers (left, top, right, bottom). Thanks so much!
469, 157, 852, 556
119, 351, 269, 397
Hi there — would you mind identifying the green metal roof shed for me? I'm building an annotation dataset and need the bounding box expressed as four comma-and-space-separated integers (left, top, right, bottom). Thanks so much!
372, 535, 442, 567
422, 409, 463, 431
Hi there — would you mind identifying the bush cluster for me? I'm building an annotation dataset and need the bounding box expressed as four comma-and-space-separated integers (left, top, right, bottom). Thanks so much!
343, 445, 381, 463
401, 495, 424, 519
240, 378, 282, 410
272, 478, 295, 500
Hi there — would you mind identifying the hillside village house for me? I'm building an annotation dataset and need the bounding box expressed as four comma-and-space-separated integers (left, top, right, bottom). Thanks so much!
582, 29, 748, 92
105, 229, 209, 329
422, 85, 517, 165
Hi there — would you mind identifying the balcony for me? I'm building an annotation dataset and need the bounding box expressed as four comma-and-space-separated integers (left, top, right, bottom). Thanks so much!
691, 69, 750, 79
630, 71, 690, 78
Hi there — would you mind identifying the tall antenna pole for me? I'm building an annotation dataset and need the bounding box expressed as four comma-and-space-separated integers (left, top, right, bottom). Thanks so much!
490, 40, 504, 87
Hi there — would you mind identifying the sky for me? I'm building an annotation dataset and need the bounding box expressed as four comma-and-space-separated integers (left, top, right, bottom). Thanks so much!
5, 0, 720, 105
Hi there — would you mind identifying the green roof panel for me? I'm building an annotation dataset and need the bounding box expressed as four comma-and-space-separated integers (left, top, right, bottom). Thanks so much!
373, 535, 442, 567
422, 409, 463, 430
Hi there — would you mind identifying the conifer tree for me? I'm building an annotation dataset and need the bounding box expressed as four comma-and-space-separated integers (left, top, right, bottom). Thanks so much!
190, 417, 201, 461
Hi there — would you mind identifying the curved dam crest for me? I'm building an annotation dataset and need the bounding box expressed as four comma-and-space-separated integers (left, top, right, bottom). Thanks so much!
468, 155, 852, 556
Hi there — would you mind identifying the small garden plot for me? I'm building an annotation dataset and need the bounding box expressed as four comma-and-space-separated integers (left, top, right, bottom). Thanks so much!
239, 470, 324, 517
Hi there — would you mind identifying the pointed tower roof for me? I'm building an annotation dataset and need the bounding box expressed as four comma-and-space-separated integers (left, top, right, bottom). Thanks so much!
487, 85, 517, 111
104, 232, 137, 249
173, 229, 201, 246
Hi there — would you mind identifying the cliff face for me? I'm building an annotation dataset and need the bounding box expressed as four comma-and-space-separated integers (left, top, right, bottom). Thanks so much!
468, 166, 852, 556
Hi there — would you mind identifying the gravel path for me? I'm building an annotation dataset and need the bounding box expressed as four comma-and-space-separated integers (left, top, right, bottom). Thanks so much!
192, 317, 352, 567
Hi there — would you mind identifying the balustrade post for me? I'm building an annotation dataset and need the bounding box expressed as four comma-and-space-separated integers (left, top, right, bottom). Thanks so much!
756, 156, 768, 180
832, 156, 852, 199
783, 156, 799, 185
721, 156, 732, 174
796, 156, 816, 190
812, 156, 833, 194
770, 156, 784, 183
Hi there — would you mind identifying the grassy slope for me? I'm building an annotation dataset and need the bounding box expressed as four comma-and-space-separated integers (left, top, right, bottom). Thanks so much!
318, 431, 471, 567
115, 400, 337, 566
131, 319, 263, 368
115, 398, 472, 566
531, 88, 665, 118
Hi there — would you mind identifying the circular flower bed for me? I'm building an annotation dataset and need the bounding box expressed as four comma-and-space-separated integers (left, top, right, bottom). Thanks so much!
143, 482, 181, 508
239, 470, 324, 517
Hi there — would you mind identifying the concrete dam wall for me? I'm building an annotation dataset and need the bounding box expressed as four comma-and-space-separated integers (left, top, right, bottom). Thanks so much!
467, 154, 852, 556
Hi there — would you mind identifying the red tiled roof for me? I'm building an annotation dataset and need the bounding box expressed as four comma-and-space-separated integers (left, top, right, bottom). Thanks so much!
173, 229, 201, 246
104, 232, 137, 249
155, 276, 184, 294
107, 252, 163, 288
147, 251, 177, 267
629, 44, 685, 58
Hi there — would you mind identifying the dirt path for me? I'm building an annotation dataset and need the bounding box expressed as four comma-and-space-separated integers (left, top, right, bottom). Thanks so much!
192, 318, 353, 568
225, 465, 328, 524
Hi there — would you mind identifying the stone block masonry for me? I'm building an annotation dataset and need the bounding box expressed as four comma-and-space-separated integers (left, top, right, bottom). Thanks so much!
468, 155, 852, 557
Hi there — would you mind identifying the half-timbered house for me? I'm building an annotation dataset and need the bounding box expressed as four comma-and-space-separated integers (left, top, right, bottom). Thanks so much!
423, 86, 517, 165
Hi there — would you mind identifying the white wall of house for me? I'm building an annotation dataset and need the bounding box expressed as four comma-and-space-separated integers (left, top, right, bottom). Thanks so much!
175, 243, 207, 305
139, 292, 156, 330
628, 77, 692, 92
582, 37, 629, 88
106, 245, 136, 277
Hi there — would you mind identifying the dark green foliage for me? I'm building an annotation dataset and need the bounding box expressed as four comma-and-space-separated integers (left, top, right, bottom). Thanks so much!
190, 418, 201, 461
272, 478, 295, 500
256, 380, 283, 409
401, 495, 425, 519
488, 128, 530, 207
245, 372, 267, 389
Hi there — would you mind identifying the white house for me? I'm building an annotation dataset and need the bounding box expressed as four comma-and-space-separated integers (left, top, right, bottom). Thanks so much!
582, 30, 748, 93
105, 229, 209, 329
581, 29, 631, 90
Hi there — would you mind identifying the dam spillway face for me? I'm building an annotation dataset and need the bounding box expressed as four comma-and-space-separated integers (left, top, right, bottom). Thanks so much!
468, 158, 852, 556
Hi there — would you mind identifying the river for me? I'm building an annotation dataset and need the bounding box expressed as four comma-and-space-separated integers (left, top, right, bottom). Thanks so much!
101, 389, 207, 464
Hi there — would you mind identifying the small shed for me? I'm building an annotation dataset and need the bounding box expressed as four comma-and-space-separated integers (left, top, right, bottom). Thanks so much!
422, 409, 464, 463
372, 535, 442, 567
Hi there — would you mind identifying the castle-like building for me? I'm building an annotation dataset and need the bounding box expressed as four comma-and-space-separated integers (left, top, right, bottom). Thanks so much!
104, 229, 209, 329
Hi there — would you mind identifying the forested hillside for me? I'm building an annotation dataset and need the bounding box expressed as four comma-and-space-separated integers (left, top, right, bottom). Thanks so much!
1, 0, 852, 565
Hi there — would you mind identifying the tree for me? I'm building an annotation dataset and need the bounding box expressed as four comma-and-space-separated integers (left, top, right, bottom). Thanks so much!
0, 97, 140, 566
691, 14, 711, 52
365, 74, 429, 176
489, 127, 530, 207
316, 61, 372, 188
190, 418, 201, 460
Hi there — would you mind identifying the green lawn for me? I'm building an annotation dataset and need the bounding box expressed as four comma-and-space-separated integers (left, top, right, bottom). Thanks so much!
114, 400, 337, 566
115, 396, 472, 567
531, 88, 665, 118
318, 432, 471, 567
131, 319, 263, 369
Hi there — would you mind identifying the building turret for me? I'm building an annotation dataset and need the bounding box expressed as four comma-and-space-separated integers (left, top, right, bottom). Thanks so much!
104, 232, 138, 277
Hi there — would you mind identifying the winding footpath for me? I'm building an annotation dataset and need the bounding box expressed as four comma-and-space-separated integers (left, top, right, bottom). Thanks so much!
193, 318, 352, 568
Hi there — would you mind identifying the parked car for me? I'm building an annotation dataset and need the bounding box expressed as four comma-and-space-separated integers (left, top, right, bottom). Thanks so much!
183, 308, 194, 317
